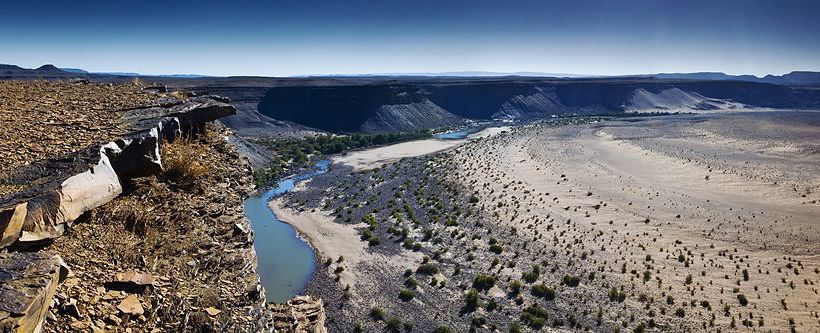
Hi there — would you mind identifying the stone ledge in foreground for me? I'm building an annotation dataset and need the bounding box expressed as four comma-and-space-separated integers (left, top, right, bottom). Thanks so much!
0, 96, 236, 249
0, 252, 69, 333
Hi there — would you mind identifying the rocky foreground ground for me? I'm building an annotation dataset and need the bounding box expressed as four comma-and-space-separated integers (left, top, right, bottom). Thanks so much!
0, 80, 178, 197
277, 112, 820, 332
0, 81, 324, 332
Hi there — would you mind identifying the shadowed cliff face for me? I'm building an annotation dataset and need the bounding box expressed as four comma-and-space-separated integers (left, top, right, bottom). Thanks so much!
256, 79, 820, 132
257, 84, 464, 133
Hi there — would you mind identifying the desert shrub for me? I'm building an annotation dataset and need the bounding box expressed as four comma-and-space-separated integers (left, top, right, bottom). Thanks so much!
370, 307, 385, 320
531, 283, 555, 300
485, 299, 498, 312
520, 304, 549, 329
510, 280, 522, 295
464, 288, 480, 311
471, 316, 487, 327
386, 317, 402, 333
432, 326, 453, 333
367, 235, 381, 246
610, 287, 626, 303
473, 274, 496, 291
508, 321, 523, 333
523, 265, 540, 283
562, 274, 581, 287
399, 289, 415, 301
162, 136, 210, 184
737, 294, 748, 306
404, 277, 418, 289
416, 263, 439, 275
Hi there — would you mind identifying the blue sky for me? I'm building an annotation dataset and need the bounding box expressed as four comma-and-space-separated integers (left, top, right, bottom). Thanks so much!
1, 0, 818, 76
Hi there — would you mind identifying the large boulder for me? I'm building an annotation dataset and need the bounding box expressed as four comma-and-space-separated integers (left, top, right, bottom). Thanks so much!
0, 145, 122, 247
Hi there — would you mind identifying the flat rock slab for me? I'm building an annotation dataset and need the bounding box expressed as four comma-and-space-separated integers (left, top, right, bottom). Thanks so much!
0, 252, 68, 333
0, 96, 235, 250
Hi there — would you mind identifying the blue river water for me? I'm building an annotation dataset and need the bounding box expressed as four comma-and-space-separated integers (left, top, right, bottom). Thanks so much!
434, 126, 485, 140
243, 160, 331, 303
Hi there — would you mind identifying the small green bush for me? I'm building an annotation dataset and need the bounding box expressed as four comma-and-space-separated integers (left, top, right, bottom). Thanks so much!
399, 289, 415, 301
416, 263, 439, 275
370, 307, 385, 320
531, 283, 555, 300
520, 304, 549, 329
464, 288, 480, 311
473, 274, 497, 291
562, 275, 581, 287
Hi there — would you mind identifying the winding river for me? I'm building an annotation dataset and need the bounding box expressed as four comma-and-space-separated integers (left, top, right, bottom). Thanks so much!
246, 125, 504, 303
434, 126, 484, 140
244, 160, 331, 303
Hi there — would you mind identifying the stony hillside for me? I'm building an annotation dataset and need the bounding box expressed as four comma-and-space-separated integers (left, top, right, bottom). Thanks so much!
0, 81, 324, 332
256, 84, 465, 133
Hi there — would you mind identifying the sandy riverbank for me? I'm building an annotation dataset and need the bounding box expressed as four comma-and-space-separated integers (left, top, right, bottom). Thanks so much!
268, 197, 365, 283
331, 126, 509, 171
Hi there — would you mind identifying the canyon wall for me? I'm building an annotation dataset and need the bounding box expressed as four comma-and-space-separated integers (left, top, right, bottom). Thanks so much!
254, 78, 820, 132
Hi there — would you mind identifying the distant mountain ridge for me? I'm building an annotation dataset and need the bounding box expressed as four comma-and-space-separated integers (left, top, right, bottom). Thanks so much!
642, 71, 820, 86
296, 71, 591, 78
0, 64, 212, 79
0, 64, 86, 79
1, 63, 819, 86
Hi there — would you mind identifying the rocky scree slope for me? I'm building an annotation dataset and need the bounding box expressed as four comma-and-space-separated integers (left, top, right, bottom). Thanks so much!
256, 84, 464, 133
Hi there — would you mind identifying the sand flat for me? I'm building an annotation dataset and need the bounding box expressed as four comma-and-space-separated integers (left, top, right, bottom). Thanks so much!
269, 197, 365, 282
331, 126, 508, 171
332, 139, 465, 171
452, 113, 820, 330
